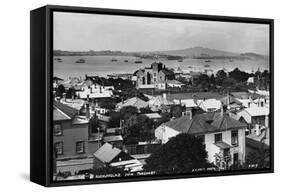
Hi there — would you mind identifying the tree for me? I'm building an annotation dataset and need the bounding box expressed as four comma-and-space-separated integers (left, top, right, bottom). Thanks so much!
216, 70, 227, 85
55, 84, 65, 97
171, 105, 183, 118
196, 74, 210, 89
229, 68, 250, 82
144, 133, 209, 174
66, 87, 75, 99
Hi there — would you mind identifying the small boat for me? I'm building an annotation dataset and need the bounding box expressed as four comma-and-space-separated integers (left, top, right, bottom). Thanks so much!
75, 59, 85, 63
112, 59, 118, 62
205, 59, 211, 62
204, 64, 210, 67
55, 57, 62, 62
134, 60, 143, 64
124, 60, 129, 62
178, 59, 183, 62
188, 66, 193, 68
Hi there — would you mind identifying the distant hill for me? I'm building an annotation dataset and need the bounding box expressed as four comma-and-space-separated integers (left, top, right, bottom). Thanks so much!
54, 47, 268, 60
240, 52, 269, 60
155, 46, 239, 57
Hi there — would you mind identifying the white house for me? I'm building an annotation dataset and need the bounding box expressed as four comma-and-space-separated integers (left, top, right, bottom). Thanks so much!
237, 104, 269, 135
77, 83, 114, 99
155, 112, 247, 169
197, 99, 222, 112
116, 97, 149, 110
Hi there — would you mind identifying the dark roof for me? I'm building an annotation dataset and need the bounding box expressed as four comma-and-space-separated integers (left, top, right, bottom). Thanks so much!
167, 92, 223, 100
53, 100, 77, 120
53, 76, 63, 81
161, 68, 174, 76
164, 112, 246, 135
230, 92, 263, 100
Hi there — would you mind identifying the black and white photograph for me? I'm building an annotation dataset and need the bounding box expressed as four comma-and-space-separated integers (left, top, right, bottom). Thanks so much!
52, 11, 271, 182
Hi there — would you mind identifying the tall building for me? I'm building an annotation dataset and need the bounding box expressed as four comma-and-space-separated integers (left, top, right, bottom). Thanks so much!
135, 62, 175, 90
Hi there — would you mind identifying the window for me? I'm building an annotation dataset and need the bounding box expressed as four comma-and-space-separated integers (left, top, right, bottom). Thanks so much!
231, 130, 239, 146
54, 124, 62, 136
76, 141, 85, 153
55, 142, 63, 155
214, 133, 222, 143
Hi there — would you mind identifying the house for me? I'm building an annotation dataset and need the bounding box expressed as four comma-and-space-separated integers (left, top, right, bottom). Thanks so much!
116, 97, 149, 110
197, 98, 222, 112
148, 93, 174, 111
247, 77, 254, 85
155, 112, 247, 169
103, 135, 123, 148
135, 62, 175, 90
77, 83, 114, 100
237, 103, 269, 135
144, 113, 162, 122
167, 79, 185, 88
53, 101, 100, 175
246, 127, 270, 168
53, 101, 90, 160
220, 94, 243, 112
93, 143, 141, 172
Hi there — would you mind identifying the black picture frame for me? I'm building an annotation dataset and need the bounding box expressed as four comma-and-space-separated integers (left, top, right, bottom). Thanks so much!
30, 5, 274, 187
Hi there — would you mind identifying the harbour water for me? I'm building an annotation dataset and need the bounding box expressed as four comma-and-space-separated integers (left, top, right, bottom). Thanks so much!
54, 55, 269, 79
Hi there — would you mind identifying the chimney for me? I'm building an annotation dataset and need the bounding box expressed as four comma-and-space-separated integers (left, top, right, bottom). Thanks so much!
220, 105, 224, 116
86, 103, 90, 119
100, 86, 102, 93
62, 93, 66, 102
248, 102, 251, 108
265, 115, 269, 127
255, 124, 260, 136
90, 86, 93, 93
163, 93, 167, 100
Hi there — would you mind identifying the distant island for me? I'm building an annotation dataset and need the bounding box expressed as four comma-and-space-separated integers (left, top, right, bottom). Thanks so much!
54, 46, 268, 60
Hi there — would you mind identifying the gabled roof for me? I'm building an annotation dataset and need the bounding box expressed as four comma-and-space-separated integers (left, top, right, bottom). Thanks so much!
243, 106, 269, 117
103, 135, 123, 143
163, 112, 246, 135
117, 97, 148, 109
167, 79, 184, 85
197, 99, 221, 111
167, 92, 222, 100
220, 94, 242, 105
93, 143, 122, 163
53, 100, 77, 120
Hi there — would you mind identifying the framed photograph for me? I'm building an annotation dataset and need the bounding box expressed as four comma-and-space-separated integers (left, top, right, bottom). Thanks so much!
30, 5, 274, 187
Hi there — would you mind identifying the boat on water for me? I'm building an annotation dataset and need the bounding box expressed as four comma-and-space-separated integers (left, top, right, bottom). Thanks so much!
178, 59, 183, 62
55, 57, 62, 62
112, 59, 118, 62
124, 60, 129, 62
204, 64, 210, 67
75, 58, 85, 63
205, 59, 211, 62
188, 66, 193, 68
134, 60, 143, 64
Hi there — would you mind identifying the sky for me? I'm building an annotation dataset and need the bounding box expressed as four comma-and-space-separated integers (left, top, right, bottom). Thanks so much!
54, 12, 270, 55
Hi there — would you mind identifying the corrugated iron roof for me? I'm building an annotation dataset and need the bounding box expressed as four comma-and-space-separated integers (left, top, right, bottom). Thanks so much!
164, 112, 246, 135
53, 100, 77, 120
93, 143, 121, 163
